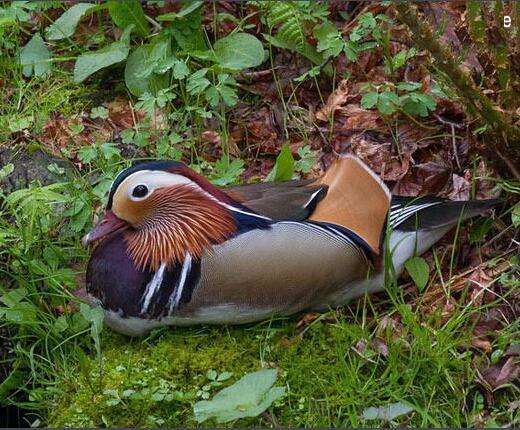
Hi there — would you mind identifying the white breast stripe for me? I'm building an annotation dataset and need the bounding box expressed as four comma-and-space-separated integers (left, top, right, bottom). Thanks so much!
140, 263, 166, 313
168, 253, 192, 314
325, 224, 369, 263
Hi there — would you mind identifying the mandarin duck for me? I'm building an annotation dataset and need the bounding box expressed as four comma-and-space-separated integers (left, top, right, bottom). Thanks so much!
83, 156, 499, 335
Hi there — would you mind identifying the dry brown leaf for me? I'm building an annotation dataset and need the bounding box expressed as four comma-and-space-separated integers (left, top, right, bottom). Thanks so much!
394, 159, 452, 196
296, 312, 322, 330
350, 136, 411, 181
316, 80, 350, 122
341, 105, 381, 130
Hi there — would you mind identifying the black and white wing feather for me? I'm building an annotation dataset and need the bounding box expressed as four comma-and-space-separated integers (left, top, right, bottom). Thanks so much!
389, 197, 501, 231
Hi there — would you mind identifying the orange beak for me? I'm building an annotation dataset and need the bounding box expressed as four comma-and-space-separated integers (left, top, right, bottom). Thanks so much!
82, 210, 128, 247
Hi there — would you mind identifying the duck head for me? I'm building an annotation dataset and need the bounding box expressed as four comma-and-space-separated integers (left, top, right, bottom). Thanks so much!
83, 161, 238, 271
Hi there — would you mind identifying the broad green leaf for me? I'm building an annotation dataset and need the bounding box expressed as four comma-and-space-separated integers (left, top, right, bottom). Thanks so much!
74, 25, 133, 82
107, 0, 148, 37
469, 217, 494, 243
214, 33, 265, 70
162, 5, 206, 51
80, 303, 104, 355
20, 33, 51, 77
173, 60, 189, 79
362, 402, 414, 421
124, 45, 168, 96
358, 12, 377, 30
376, 91, 400, 115
396, 82, 422, 92
217, 84, 238, 107
45, 3, 96, 40
265, 144, 295, 182
361, 92, 378, 109
313, 21, 343, 58
193, 369, 285, 423
404, 256, 429, 291
157, 1, 203, 20
264, 33, 324, 66
187, 68, 210, 94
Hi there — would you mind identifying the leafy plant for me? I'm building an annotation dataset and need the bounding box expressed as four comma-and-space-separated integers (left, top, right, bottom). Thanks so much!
265, 143, 295, 182
261, 1, 325, 66
361, 82, 437, 117
193, 369, 285, 423
404, 256, 430, 292
20, 33, 51, 77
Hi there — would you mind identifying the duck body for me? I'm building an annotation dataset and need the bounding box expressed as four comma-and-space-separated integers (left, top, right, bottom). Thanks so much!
85, 157, 499, 336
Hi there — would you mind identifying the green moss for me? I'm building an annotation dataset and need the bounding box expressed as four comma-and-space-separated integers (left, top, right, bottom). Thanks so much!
48, 309, 516, 428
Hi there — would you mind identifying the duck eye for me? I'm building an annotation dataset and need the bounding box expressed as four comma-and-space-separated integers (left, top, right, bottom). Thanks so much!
132, 184, 148, 198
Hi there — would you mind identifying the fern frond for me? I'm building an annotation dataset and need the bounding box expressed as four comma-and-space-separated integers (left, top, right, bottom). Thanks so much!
265, 2, 306, 51
254, 1, 324, 66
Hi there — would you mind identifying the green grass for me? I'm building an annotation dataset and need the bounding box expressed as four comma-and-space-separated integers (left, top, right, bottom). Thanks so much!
46, 296, 517, 428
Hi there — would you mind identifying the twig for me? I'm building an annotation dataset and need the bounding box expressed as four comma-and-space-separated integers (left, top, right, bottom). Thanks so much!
452, 124, 460, 170
496, 149, 520, 181
128, 100, 138, 133
433, 113, 465, 130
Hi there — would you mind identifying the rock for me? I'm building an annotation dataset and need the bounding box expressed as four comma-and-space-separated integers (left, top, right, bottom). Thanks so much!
0, 146, 72, 194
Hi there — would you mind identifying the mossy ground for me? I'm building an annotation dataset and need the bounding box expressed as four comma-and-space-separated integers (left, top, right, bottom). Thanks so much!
48, 303, 516, 428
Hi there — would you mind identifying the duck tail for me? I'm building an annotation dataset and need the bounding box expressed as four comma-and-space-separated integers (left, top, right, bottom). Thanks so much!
389, 197, 503, 231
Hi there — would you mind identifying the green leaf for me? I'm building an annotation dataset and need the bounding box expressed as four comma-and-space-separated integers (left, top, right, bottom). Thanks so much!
358, 12, 377, 30
80, 303, 104, 355
124, 44, 168, 96
107, 0, 148, 37
20, 33, 51, 77
396, 82, 422, 92
213, 33, 265, 70
74, 25, 133, 82
313, 21, 343, 58
362, 402, 414, 421
361, 92, 378, 109
512, 202, 520, 227
173, 60, 189, 79
210, 158, 244, 186
157, 1, 203, 20
376, 91, 400, 115
266, 144, 294, 182
163, 5, 206, 51
45, 3, 96, 40
187, 68, 210, 95
469, 217, 494, 243
217, 84, 238, 107
404, 256, 430, 291
400, 93, 436, 117
264, 33, 323, 66
193, 369, 285, 423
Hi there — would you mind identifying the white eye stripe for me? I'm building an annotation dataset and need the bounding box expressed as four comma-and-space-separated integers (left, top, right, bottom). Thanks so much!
113, 169, 273, 221
113, 170, 197, 209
